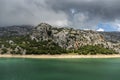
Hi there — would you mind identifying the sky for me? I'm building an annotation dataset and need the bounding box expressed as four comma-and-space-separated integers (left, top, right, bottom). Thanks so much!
0, 0, 120, 31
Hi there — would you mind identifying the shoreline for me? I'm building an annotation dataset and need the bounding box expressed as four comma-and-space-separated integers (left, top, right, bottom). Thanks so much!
0, 54, 120, 59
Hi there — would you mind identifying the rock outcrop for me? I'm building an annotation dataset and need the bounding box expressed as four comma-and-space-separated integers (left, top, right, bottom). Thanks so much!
30, 23, 120, 53
0, 23, 119, 54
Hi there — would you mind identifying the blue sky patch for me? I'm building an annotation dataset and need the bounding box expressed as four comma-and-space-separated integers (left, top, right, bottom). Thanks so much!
97, 23, 117, 32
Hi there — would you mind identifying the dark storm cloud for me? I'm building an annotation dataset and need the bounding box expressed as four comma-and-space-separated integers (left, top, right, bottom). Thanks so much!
44, 0, 120, 30
45, 0, 120, 21
0, 0, 68, 26
0, 0, 120, 31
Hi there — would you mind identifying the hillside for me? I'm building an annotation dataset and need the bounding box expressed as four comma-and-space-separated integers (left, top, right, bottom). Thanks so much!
0, 25, 33, 37
99, 32, 120, 43
0, 23, 119, 55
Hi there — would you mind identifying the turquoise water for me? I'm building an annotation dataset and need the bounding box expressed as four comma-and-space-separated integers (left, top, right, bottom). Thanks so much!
0, 58, 120, 80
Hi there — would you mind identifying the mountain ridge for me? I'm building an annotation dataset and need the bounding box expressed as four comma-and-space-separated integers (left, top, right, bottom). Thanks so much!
30, 23, 120, 53
0, 23, 119, 54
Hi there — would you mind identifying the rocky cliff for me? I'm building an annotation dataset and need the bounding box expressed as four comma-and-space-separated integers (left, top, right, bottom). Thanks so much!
0, 23, 119, 54
30, 23, 120, 53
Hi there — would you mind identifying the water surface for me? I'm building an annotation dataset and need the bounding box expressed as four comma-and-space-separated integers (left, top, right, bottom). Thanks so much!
0, 58, 120, 80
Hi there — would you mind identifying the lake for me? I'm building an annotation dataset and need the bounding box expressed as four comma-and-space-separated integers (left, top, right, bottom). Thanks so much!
0, 58, 120, 80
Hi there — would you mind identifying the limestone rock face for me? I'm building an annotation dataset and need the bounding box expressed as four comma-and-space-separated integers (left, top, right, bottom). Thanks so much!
30, 23, 52, 41
31, 23, 120, 53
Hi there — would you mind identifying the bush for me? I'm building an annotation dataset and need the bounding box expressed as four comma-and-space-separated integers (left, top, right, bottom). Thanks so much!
1, 48, 8, 54
78, 45, 118, 55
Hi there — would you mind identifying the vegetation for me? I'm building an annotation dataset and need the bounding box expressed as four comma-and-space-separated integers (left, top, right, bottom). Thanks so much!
1, 48, 8, 54
0, 36, 68, 55
77, 45, 118, 55
0, 36, 118, 55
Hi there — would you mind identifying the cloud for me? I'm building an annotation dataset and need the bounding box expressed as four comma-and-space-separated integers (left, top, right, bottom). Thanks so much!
46, 0, 120, 20
45, 0, 120, 30
0, 0, 120, 31
113, 23, 120, 32
0, 0, 68, 26
97, 28, 104, 32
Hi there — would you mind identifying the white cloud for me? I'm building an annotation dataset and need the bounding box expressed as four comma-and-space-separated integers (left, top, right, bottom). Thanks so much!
0, 0, 120, 32
115, 24, 120, 31
97, 28, 104, 32
0, 0, 68, 26
111, 20, 120, 31
70, 9, 76, 14
55, 20, 69, 26
71, 12, 101, 30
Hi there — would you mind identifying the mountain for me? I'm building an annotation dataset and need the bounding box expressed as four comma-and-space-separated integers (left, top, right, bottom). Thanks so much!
0, 25, 33, 37
31, 23, 105, 49
30, 23, 120, 53
99, 32, 120, 43
0, 23, 119, 55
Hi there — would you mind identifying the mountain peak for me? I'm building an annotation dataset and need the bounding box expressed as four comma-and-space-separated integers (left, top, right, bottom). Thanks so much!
35, 23, 52, 31
38, 23, 51, 27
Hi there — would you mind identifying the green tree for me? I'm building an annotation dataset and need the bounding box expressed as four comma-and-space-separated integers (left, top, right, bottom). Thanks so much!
1, 48, 8, 54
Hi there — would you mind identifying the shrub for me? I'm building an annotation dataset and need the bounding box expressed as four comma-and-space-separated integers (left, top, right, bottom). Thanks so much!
78, 45, 118, 55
